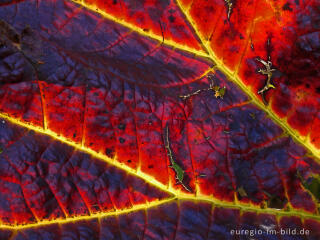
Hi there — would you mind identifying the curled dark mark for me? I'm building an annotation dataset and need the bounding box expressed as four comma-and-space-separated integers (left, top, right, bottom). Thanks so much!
159, 21, 164, 43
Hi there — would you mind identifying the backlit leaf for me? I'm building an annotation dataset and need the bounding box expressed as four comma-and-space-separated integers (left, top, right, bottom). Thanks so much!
0, 0, 319, 238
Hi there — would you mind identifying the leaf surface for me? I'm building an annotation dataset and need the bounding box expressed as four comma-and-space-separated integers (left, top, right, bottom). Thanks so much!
0, 119, 171, 225
179, 0, 320, 153
0, 0, 319, 238
2, 200, 320, 239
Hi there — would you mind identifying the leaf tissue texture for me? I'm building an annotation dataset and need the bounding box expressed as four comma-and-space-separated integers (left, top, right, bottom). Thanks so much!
0, 0, 212, 187
0, 0, 320, 239
180, 0, 320, 152
79, 0, 203, 51
2, 200, 320, 239
0, 119, 171, 225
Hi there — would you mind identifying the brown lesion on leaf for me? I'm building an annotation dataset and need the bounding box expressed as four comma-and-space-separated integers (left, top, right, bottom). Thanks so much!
249, 112, 256, 120
105, 148, 115, 158
179, 89, 202, 100
163, 124, 192, 192
256, 58, 276, 105
0, 20, 44, 68
224, 0, 234, 20
297, 170, 320, 203
295, 89, 309, 102
261, 190, 288, 210
236, 186, 248, 198
0, 19, 21, 49
179, 74, 226, 100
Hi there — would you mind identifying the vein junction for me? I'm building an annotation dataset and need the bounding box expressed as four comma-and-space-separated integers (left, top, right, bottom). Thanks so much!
70, 0, 320, 159
0, 0, 320, 230
0, 113, 320, 229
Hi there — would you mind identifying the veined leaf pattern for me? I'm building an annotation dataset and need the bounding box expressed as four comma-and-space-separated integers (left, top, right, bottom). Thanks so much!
0, 0, 319, 239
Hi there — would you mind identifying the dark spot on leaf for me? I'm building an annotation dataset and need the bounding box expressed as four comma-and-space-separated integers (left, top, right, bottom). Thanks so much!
168, 15, 175, 23
127, 159, 132, 163
236, 186, 247, 199
316, 87, 320, 94
73, 133, 76, 138
260, 202, 267, 209
284, 79, 290, 86
282, 2, 293, 11
148, 165, 154, 169
21, 25, 32, 36
0, 20, 20, 44
105, 148, 114, 158
239, 34, 244, 39
119, 137, 125, 143
113, 0, 117, 4
118, 123, 126, 130
92, 205, 99, 211
303, 175, 320, 201
267, 196, 287, 209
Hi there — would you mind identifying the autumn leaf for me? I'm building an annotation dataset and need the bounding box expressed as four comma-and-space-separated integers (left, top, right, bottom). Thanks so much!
0, 120, 172, 224
0, 0, 319, 239
2, 200, 320, 239
179, 0, 320, 152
